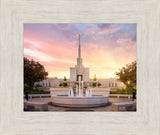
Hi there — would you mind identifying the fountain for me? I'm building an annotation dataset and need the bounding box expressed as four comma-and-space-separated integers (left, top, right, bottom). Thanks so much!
50, 78, 110, 107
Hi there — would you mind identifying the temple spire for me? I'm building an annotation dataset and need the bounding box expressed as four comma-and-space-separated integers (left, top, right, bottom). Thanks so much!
78, 34, 81, 58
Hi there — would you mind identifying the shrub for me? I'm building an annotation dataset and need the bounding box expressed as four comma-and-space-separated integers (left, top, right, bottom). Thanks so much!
35, 84, 42, 89
92, 83, 96, 87
26, 89, 50, 94
110, 88, 136, 94
63, 83, 67, 87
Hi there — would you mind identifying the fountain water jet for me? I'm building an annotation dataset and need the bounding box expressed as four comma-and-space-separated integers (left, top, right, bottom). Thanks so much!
86, 89, 89, 97
90, 89, 92, 97
68, 87, 74, 97
85, 88, 92, 97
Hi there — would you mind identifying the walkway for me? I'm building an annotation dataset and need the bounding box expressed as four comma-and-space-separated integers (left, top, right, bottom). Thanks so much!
26, 97, 133, 111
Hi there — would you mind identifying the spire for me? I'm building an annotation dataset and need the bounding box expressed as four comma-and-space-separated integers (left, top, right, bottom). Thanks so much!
78, 34, 81, 58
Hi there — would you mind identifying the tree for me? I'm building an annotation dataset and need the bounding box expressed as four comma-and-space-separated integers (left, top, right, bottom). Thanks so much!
64, 76, 67, 81
24, 57, 48, 90
92, 74, 97, 87
93, 74, 97, 81
115, 61, 136, 90
63, 76, 67, 87
24, 83, 29, 91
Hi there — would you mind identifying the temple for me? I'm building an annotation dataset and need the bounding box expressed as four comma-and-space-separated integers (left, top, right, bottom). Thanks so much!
70, 34, 89, 82
35, 34, 125, 89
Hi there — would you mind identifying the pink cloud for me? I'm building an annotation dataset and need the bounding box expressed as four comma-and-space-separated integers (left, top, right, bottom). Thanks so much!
24, 36, 78, 63
85, 26, 95, 34
98, 27, 120, 35
116, 38, 134, 45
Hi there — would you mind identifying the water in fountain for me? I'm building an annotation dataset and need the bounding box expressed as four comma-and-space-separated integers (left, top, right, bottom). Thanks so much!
68, 87, 74, 97
78, 76, 82, 96
86, 89, 89, 97
68, 88, 70, 97
71, 88, 74, 97
76, 84, 78, 95
90, 89, 92, 96
81, 81, 83, 96
86, 88, 92, 97
68, 80, 92, 97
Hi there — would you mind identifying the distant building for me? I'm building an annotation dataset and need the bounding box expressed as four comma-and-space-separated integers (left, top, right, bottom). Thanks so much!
35, 78, 125, 89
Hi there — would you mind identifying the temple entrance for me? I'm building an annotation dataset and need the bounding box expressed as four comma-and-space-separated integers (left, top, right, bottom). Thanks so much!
77, 75, 83, 81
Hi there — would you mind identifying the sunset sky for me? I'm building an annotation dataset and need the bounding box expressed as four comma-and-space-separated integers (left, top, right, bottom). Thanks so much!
24, 24, 136, 79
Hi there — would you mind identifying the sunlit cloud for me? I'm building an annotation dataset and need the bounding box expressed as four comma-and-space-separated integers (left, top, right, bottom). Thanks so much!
24, 48, 54, 62
24, 48, 76, 64
98, 26, 120, 35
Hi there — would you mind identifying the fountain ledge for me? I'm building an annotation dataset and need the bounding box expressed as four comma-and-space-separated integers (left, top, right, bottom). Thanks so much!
50, 95, 109, 107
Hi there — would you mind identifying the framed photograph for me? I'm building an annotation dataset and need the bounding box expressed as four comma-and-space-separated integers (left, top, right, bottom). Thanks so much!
23, 23, 136, 112
0, 0, 160, 135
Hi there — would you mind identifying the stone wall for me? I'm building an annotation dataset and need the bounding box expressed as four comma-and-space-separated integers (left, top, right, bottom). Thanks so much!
35, 78, 125, 89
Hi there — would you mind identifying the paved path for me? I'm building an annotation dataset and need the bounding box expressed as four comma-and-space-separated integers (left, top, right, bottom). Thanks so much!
26, 97, 133, 111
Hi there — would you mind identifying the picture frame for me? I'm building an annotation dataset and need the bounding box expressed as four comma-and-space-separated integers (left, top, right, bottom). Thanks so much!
0, 0, 160, 134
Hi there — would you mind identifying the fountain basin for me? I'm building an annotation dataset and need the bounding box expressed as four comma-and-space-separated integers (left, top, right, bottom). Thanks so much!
50, 87, 110, 96
50, 95, 109, 107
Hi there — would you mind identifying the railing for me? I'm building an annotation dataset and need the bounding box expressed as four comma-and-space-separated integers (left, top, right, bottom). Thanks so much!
24, 94, 135, 99
109, 94, 134, 99
24, 94, 50, 99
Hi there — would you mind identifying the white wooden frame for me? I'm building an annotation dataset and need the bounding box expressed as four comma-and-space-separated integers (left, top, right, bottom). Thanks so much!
0, 0, 160, 135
